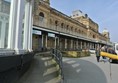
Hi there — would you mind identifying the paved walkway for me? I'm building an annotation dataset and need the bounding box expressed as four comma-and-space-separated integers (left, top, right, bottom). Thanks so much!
63, 54, 118, 83
18, 53, 118, 83
18, 53, 61, 83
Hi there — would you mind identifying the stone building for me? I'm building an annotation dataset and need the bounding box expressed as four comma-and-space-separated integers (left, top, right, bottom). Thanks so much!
32, 0, 111, 51
0, 0, 113, 79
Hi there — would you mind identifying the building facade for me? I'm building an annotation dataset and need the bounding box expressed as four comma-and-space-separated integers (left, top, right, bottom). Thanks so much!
32, 0, 112, 51
0, 0, 34, 73
0, 0, 112, 53
0, 0, 113, 77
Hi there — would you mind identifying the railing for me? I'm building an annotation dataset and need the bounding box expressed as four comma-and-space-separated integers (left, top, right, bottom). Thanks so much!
37, 22, 108, 44
51, 48, 64, 80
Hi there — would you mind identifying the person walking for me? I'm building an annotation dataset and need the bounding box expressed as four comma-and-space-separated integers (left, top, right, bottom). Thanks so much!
96, 47, 100, 62
101, 45, 107, 59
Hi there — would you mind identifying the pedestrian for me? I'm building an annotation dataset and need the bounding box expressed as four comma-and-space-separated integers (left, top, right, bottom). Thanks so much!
96, 47, 100, 62
101, 45, 107, 59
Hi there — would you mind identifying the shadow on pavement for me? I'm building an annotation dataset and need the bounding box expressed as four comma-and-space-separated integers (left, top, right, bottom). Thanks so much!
18, 55, 59, 83
63, 58, 107, 83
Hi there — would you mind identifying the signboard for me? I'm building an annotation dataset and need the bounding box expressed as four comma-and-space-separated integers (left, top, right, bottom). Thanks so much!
33, 30, 42, 35
48, 33, 55, 37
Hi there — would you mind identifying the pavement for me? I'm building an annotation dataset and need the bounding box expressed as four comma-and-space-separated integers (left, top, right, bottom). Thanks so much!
18, 52, 118, 83
62, 54, 118, 83
18, 52, 61, 83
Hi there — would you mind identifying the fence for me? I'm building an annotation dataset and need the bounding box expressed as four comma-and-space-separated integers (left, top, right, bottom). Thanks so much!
51, 48, 64, 80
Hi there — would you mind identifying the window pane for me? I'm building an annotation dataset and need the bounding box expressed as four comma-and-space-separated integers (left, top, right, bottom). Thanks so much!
0, 21, 1, 39
0, 0, 11, 48
116, 45, 118, 50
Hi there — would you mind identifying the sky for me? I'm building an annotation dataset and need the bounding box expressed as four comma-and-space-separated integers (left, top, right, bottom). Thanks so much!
50, 0, 118, 42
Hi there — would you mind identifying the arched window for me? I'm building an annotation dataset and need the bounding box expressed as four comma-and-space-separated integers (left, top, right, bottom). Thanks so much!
93, 35, 96, 38
39, 12, 44, 17
55, 20, 58, 26
75, 28, 77, 32
39, 12, 44, 21
71, 27, 73, 31
61, 23, 64, 28
50, 19, 52, 24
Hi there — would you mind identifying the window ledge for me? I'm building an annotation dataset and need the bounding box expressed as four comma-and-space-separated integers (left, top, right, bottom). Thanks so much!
0, 49, 15, 56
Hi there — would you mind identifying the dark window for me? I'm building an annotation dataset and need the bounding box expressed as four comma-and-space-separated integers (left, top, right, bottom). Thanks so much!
39, 12, 44, 21
39, 12, 44, 17
116, 45, 118, 50
55, 20, 58, 26
61, 23, 64, 28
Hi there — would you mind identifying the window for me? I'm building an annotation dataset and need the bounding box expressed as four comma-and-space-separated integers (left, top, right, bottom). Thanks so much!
0, 0, 11, 48
0, 21, 2, 40
116, 45, 118, 50
39, 12, 44, 21
5, 23, 9, 48
61, 23, 64, 28
71, 27, 73, 31
93, 35, 96, 38
55, 20, 58, 26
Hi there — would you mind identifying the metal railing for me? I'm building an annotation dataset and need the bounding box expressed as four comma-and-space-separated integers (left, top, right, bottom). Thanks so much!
51, 48, 64, 80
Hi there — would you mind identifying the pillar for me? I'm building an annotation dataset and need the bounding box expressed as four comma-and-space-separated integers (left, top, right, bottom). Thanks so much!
71, 39, 73, 49
42, 34, 44, 48
90, 43, 92, 49
55, 36, 57, 48
65, 38, 67, 49
23, 1, 30, 50
81, 41, 82, 49
45, 35, 47, 48
84, 42, 86, 49
15, 0, 25, 54
23, 0, 33, 52
76, 40, 78, 49
28, 1, 33, 52
8, 0, 18, 49
58, 37, 60, 48
7, 0, 33, 54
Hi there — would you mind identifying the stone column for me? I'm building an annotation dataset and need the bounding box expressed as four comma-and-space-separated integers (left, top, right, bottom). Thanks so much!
58, 37, 60, 48
45, 35, 47, 48
55, 36, 57, 48
23, 1, 30, 50
8, 0, 18, 49
81, 41, 82, 49
14, 0, 25, 54
84, 42, 86, 49
87, 42, 90, 49
76, 40, 78, 49
71, 39, 73, 49
92, 43, 94, 49
90, 43, 92, 49
42, 34, 44, 48
65, 38, 67, 49
23, 0, 33, 52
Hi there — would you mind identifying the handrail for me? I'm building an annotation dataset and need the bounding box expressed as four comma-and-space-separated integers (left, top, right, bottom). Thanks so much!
51, 48, 64, 80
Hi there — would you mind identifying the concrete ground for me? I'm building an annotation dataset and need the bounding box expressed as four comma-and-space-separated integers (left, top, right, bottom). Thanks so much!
18, 53, 61, 83
63, 54, 118, 83
18, 53, 118, 83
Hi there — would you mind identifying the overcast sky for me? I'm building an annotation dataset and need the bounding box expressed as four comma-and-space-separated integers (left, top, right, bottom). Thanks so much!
50, 0, 118, 42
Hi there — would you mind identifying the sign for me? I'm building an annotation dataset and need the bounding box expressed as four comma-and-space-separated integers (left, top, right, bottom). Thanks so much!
33, 30, 41, 35
48, 33, 55, 37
